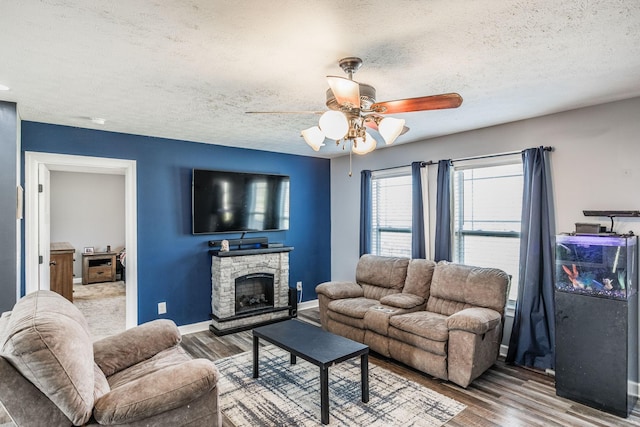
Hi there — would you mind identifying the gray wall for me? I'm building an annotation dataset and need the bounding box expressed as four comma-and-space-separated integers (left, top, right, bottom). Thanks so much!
50, 171, 125, 280
0, 102, 18, 313
330, 97, 640, 279
330, 96, 640, 348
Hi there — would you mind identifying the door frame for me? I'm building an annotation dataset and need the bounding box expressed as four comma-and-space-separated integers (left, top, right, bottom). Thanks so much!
25, 152, 138, 329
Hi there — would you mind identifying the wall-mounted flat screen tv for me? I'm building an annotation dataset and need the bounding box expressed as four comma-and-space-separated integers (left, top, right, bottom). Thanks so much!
192, 169, 290, 234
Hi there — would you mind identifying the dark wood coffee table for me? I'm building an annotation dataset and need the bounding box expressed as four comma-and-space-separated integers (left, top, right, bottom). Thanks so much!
252, 319, 369, 425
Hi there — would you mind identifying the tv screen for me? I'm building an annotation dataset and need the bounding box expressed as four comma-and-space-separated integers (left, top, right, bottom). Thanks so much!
192, 169, 290, 234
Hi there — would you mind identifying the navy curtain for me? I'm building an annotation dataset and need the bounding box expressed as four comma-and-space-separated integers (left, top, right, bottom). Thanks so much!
506, 147, 556, 370
411, 162, 426, 259
359, 170, 372, 256
434, 160, 452, 262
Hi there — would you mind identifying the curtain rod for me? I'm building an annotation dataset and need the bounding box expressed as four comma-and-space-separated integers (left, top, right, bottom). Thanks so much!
370, 146, 553, 173
370, 161, 434, 173
450, 146, 553, 164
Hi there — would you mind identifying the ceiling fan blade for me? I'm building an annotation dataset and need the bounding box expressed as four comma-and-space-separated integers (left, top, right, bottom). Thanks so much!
327, 76, 360, 109
372, 93, 463, 114
245, 111, 323, 115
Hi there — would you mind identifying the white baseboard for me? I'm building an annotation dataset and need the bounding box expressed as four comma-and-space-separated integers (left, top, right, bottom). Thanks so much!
298, 299, 318, 310
73, 278, 82, 284
178, 321, 210, 335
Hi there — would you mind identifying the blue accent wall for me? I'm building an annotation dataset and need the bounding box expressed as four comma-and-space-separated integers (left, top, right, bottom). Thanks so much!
21, 121, 331, 326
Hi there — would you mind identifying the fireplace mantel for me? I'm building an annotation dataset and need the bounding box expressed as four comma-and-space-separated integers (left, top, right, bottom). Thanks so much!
209, 246, 294, 257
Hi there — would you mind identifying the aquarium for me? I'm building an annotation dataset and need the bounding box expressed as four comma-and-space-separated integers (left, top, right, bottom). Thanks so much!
555, 234, 637, 300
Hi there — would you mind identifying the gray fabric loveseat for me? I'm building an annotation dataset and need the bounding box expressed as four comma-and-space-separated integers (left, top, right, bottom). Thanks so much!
0, 290, 221, 426
316, 254, 510, 388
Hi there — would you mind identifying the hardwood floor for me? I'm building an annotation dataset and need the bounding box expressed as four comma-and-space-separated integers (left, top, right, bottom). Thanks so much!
180, 308, 640, 427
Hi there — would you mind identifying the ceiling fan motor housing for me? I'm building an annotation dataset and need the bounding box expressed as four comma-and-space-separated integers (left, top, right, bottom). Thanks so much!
325, 83, 376, 111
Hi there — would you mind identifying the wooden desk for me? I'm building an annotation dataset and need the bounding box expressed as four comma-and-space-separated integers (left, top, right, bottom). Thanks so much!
82, 252, 117, 285
50, 242, 75, 302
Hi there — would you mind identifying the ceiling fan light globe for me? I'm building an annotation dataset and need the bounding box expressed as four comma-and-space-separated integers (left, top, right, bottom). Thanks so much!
352, 132, 377, 155
319, 110, 349, 140
301, 126, 326, 151
378, 117, 405, 145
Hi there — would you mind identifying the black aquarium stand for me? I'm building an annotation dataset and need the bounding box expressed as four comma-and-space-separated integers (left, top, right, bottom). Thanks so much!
555, 234, 638, 417
555, 291, 638, 417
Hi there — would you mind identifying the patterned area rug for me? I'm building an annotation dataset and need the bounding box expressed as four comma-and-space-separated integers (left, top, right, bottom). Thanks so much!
215, 346, 466, 426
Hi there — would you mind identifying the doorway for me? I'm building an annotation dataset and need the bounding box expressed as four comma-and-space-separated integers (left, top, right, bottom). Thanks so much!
24, 152, 138, 329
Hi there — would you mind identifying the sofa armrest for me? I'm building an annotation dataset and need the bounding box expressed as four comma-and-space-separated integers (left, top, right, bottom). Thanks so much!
94, 319, 181, 376
93, 359, 219, 425
379, 293, 425, 309
315, 281, 364, 300
446, 307, 501, 334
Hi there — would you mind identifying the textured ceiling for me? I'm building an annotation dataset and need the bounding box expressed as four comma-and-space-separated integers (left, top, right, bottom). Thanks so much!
1, 1, 639, 158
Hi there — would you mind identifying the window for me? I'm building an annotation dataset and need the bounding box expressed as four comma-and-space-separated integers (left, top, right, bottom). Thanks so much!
371, 168, 412, 257
452, 161, 523, 301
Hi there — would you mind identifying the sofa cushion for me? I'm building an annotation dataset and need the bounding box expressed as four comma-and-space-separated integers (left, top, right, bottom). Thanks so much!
447, 307, 501, 334
356, 255, 409, 298
94, 363, 111, 401
427, 262, 510, 316
107, 346, 192, 389
0, 291, 95, 426
403, 259, 436, 298
94, 319, 181, 377
0, 311, 11, 344
315, 281, 364, 299
389, 311, 449, 342
94, 359, 218, 425
327, 298, 378, 320
379, 293, 425, 309
388, 312, 449, 356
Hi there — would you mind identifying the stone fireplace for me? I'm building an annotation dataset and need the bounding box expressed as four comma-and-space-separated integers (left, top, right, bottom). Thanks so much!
210, 247, 292, 335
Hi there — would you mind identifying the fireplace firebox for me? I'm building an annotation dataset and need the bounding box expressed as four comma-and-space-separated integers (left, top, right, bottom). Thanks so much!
235, 273, 274, 314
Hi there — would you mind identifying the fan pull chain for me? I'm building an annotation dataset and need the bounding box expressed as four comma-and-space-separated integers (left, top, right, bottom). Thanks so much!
349, 143, 353, 177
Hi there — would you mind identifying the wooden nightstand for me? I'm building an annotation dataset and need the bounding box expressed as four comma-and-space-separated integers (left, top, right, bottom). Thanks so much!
50, 242, 75, 301
82, 252, 117, 285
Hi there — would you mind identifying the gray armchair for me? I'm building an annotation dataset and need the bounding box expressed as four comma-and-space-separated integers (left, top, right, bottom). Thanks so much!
0, 290, 221, 426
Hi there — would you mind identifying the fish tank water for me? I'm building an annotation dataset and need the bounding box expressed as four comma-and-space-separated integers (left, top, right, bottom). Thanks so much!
555, 234, 638, 300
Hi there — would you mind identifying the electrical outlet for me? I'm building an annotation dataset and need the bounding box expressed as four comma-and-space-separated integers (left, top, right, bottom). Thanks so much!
158, 302, 167, 315
296, 281, 303, 291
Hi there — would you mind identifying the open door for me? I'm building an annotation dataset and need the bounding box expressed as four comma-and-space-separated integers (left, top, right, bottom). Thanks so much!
25, 152, 138, 329
38, 163, 51, 291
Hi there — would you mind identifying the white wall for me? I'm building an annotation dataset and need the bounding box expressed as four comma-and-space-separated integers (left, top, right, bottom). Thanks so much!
50, 171, 125, 280
330, 97, 640, 280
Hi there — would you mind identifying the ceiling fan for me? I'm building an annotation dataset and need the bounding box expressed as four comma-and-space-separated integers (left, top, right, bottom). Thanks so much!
247, 57, 463, 154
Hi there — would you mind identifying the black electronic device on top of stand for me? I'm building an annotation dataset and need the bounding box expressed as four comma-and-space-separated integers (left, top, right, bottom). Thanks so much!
581, 210, 640, 235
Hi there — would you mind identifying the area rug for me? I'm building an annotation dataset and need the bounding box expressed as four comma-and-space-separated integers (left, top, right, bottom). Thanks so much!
73, 282, 126, 341
215, 346, 466, 426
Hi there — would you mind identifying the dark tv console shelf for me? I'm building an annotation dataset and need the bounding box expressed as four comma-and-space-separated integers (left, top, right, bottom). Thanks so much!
208, 237, 291, 256
208, 237, 269, 248
209, 247, 294, 257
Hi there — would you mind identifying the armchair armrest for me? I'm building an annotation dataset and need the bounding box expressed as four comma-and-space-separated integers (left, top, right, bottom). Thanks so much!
93, 359, 219, 425
446, 307, 501, 335
94, 319, 181, 376
379, 293, 425, 309
315, 281, 363, 299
